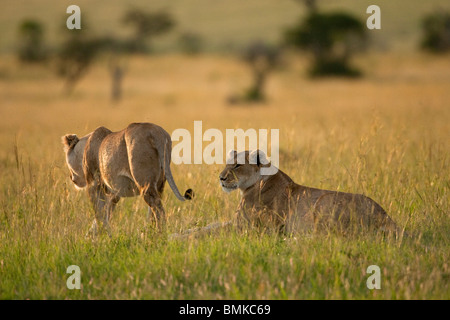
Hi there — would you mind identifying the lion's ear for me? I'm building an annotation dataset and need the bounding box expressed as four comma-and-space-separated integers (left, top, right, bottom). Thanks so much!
62, 134, 79, 152
226, 149, 237, 164
249, 149, 268, 166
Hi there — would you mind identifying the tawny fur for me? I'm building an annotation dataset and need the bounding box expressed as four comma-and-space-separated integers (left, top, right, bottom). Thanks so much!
62, 122, 192, 235
217, 150, 400, 236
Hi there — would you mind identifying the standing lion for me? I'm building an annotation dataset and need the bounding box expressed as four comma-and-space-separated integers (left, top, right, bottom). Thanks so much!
62, 122, 192, 235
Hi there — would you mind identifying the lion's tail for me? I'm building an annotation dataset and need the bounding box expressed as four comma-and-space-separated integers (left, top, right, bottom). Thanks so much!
159, 136, 193, 202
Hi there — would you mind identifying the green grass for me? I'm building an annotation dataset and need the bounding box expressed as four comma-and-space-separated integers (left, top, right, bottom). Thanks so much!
1, 218, 447, 299
0, 50, 449, 299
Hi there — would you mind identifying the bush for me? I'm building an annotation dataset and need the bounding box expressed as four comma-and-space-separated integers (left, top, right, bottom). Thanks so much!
17, 19, 47, 63
285, 11, 366, 77
228, 41, 280, 104
122, 9, 175, 53
55, 29, 103, 93
421, 11, 450, 53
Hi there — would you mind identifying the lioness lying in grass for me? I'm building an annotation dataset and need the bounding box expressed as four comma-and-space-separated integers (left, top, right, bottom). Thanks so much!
171, 149, 403, 239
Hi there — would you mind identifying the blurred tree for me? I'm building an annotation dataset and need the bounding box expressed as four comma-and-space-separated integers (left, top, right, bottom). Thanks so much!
17, 19, 47, 63
228, 41, 280, 104
55, 9, 177, 99
55, 26, 102, 93
57, 34, 132, 100
109, 56, 127, 102
122, 9, 175, 53
97, 37, 131, 102
178, 32, 203, 55
242, 42, 280, 102
285, 11, 367, 77
421, 11, 450, 53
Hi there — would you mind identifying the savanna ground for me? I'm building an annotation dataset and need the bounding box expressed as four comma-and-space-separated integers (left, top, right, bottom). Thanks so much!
0, 0, 449, 300
0, 51, 448, 299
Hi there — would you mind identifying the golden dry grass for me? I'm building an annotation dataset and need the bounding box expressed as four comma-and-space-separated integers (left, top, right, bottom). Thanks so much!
0, 52, 449, 299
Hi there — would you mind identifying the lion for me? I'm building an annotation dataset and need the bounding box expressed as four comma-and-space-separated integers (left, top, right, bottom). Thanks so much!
170, 149, 402, 241
62, 122, 193, 235
217, 149, 402, 236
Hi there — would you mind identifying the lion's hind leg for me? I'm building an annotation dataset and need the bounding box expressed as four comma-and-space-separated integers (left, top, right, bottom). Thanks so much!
86, 183, 119, 238
126, 142, 166, 230
143, 187, 166, 231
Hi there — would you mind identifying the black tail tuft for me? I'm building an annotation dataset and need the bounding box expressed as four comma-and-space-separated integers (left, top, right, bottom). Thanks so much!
184, 189, 194, 200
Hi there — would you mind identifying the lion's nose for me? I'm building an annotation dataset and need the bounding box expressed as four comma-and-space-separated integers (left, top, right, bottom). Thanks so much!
219, 175, 226, 181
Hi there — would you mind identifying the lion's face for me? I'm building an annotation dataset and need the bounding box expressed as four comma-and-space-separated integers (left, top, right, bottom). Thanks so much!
219, 150, 267, 193
62, 134, 88, 189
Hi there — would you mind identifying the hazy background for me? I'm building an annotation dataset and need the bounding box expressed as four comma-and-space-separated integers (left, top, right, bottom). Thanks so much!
0, 0, 449, 299
1, 0, 450, 53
